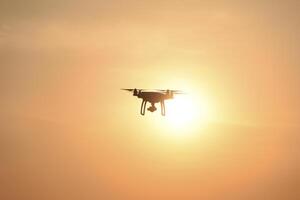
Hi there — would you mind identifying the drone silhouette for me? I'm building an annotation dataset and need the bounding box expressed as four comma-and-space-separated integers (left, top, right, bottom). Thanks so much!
122, 88, 185, 116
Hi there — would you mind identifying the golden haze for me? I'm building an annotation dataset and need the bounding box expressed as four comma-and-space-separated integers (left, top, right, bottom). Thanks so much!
1, 1, 299, 200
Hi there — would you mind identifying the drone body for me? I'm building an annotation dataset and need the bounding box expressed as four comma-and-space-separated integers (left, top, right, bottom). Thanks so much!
122, 88, 184, 116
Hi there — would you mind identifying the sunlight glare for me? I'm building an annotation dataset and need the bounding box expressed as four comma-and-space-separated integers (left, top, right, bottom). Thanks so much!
161, 93, 210, 134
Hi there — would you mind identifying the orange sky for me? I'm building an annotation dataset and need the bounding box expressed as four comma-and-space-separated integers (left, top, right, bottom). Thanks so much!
1, 1, 299, 199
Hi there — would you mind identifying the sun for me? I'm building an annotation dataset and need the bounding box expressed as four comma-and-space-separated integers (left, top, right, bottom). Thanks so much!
165, 96, 196, 127
161, 93, 210, 133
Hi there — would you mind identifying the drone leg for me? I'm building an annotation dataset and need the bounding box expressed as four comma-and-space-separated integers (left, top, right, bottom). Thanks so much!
143, 101, 147, 115
161, 100, 165, 116
140, 100, 147, 115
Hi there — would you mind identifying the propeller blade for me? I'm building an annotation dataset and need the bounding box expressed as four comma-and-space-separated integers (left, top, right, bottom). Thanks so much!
121, 88, 186, 94
167, 90, 186, 94
121, 88, 134, 92
173, 91, 187, 94
154, 89, 185, 93
171, 89, 184, 92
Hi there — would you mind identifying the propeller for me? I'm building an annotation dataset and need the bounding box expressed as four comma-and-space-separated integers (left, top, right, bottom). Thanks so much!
121, 88, 135, 92
121, 88, 186, 94
121, 88, 140, 96
155, 89, 186, 94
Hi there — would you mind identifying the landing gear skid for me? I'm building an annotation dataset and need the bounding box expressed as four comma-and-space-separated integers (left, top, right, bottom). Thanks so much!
140, 100, 147, 115
140, 100, 166, 116
161, 100, 165, 116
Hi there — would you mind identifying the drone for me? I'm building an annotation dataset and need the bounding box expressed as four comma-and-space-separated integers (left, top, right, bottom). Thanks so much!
121, 88, 185, 116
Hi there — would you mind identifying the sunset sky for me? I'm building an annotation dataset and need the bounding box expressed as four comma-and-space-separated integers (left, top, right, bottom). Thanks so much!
1, 1, 299, 199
